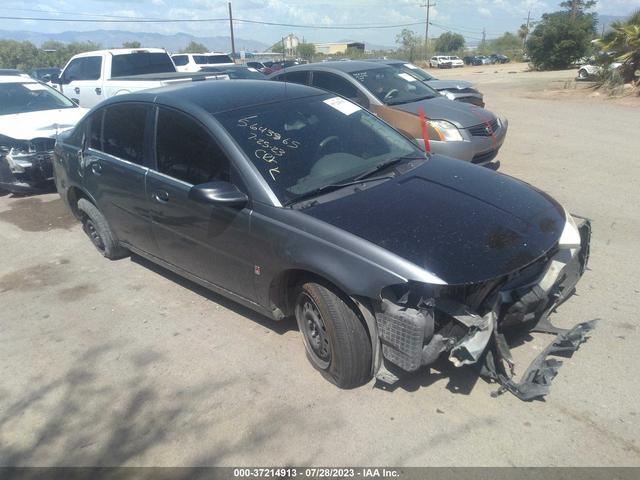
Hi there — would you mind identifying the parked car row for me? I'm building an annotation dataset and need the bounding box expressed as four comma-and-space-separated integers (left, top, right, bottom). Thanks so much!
462, 54, 511, 65
49, 79, 592, 399
429, 55, 464, 68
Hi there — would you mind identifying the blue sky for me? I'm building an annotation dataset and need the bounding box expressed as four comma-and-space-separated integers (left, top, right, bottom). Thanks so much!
0, 0, 637, 47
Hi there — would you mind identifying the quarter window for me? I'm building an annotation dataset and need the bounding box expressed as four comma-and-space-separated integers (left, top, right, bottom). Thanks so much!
100, 104, 148, 164
155, 108, 230, 185
274, 70, 309, 85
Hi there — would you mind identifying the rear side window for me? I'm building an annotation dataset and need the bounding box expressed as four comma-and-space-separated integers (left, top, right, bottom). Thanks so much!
208, 54, 233, 64
111, 53, 175, 77
155, 108, 230, 185
100, 104, 148, 164
273, 70, 309, 85
172, 55, 188, 66
312, 72, 360, 101
193, 55, 208, 65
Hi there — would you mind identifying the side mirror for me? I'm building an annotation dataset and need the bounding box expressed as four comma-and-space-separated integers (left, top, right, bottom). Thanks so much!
41, 74, 51, 83
50, 73, 61, 84
188, 181, 248, 208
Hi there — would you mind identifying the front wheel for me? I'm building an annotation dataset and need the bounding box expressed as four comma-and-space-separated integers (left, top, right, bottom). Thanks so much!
578, 69, 589, 80
294, 282, 372, 389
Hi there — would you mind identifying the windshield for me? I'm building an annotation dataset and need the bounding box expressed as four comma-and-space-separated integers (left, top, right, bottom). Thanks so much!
389, 62, 435, 82
111, 52, 176, 77
350, 66, 438, 105
216, 94, 423, 205
0, 82, 76, 115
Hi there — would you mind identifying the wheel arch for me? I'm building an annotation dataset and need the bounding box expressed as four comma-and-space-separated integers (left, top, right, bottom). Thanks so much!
268, 268, 381, 376
66, 185, 98, 219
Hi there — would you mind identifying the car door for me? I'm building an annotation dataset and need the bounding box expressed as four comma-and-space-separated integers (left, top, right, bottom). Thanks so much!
59, 56, 104, 108
146, 106, 255, 299
81, 102, 158, 255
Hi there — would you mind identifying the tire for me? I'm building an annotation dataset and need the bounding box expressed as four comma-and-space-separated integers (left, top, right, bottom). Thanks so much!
77, 198, 128, 260
578, 69, 589, 80
294, 281, 372, 389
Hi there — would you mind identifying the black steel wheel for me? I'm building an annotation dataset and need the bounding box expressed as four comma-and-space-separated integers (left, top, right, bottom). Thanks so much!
294, 281, 372, 389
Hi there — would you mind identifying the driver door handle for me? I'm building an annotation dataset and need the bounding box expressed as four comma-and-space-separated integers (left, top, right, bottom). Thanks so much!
152, 190, 170, 203
90, 161, 102, 176
74, 87, 80, 94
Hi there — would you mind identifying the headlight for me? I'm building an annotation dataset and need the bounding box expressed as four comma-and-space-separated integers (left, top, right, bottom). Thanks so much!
429, 120, 464, 142
6, 146, 36, 173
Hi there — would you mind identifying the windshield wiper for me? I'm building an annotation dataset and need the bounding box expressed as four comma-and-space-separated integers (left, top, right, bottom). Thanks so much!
353, 155, 425, 182
285, 176, 392, 206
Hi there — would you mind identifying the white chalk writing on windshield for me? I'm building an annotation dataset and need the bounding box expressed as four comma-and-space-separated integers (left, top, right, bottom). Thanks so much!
237, 115, 301, 181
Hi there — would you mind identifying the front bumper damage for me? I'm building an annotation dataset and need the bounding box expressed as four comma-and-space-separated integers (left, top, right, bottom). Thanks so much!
374, 216, 594, 401
0, 137, 55, 194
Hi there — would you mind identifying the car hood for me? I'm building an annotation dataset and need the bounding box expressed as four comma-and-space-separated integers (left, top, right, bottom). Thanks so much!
391, 96, 492, 129
302, 156, 565, 285
426, 79, 474, 91
0, 107, 88, 141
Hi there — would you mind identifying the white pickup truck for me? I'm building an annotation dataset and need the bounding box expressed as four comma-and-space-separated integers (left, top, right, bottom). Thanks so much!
51, 48, 224, 108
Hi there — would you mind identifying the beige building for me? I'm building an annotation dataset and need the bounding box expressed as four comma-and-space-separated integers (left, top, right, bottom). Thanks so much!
314, 41, 365, 55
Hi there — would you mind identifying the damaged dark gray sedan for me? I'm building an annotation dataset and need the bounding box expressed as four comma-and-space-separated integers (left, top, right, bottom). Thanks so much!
53, 80, 593, 400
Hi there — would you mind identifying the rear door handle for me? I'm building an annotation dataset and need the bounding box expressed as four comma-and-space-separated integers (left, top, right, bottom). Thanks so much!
95, 87, 102, 95
152, 190, 170, 203
74, 87, 80, 94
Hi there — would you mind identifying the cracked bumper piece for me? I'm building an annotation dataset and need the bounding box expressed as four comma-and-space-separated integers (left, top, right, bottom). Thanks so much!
483, 319, 597, 401
374, 215, 593, 400
0, 139, 55, 194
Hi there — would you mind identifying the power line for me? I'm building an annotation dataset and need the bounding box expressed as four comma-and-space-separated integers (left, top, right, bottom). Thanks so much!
0, 14, 427, 30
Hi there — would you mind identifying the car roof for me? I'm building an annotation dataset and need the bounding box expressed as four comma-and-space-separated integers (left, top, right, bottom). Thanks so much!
102, 79, 327, 114
72, 48, 167, 58
0, 74, 35, 83
280, 60, 392, 74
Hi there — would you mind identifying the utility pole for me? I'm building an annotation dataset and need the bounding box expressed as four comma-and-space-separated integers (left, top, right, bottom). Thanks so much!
481, 27, 486, 50
420, 2, 436, 51
228, 2, 236, 61
523, 10, 531, 49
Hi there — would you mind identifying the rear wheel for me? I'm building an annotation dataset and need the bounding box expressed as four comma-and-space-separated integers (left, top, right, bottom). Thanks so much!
294, 281, 372, 389
77, 198, 128, 260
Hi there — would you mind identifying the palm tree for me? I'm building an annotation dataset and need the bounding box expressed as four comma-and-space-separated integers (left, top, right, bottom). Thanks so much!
597, 10, 640, 84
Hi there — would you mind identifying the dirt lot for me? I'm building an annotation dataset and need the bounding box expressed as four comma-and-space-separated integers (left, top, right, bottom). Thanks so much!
1, 64, 639, 467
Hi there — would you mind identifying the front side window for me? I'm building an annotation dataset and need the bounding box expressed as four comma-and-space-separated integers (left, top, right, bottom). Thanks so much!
215, 94, 422, 205
156, 108, 230, 185
0, 82, 76, 115
350, 67, 438, 105
101, 104, 147, 164
63, 56, 102, 82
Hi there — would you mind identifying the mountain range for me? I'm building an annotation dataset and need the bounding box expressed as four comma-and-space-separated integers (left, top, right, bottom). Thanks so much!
0, 29, 270, 53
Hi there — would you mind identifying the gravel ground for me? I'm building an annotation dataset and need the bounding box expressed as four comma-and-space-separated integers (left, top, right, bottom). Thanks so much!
1, 65, 639, 467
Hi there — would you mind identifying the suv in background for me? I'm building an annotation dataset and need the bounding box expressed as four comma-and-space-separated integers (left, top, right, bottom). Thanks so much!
172, 53, 235, 72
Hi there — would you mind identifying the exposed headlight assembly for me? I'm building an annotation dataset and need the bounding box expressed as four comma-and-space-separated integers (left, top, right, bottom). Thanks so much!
6, 146, 36, 173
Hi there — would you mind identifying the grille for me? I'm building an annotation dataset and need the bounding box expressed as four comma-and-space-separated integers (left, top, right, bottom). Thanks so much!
469, 118, 499, 137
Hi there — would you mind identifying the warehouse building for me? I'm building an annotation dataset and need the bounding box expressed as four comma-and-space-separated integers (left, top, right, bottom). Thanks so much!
313, 41, 365, 55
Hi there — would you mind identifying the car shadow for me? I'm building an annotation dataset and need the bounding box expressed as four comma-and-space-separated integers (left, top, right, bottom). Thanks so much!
130, 254, 297, 336
374, 356, 484, 396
